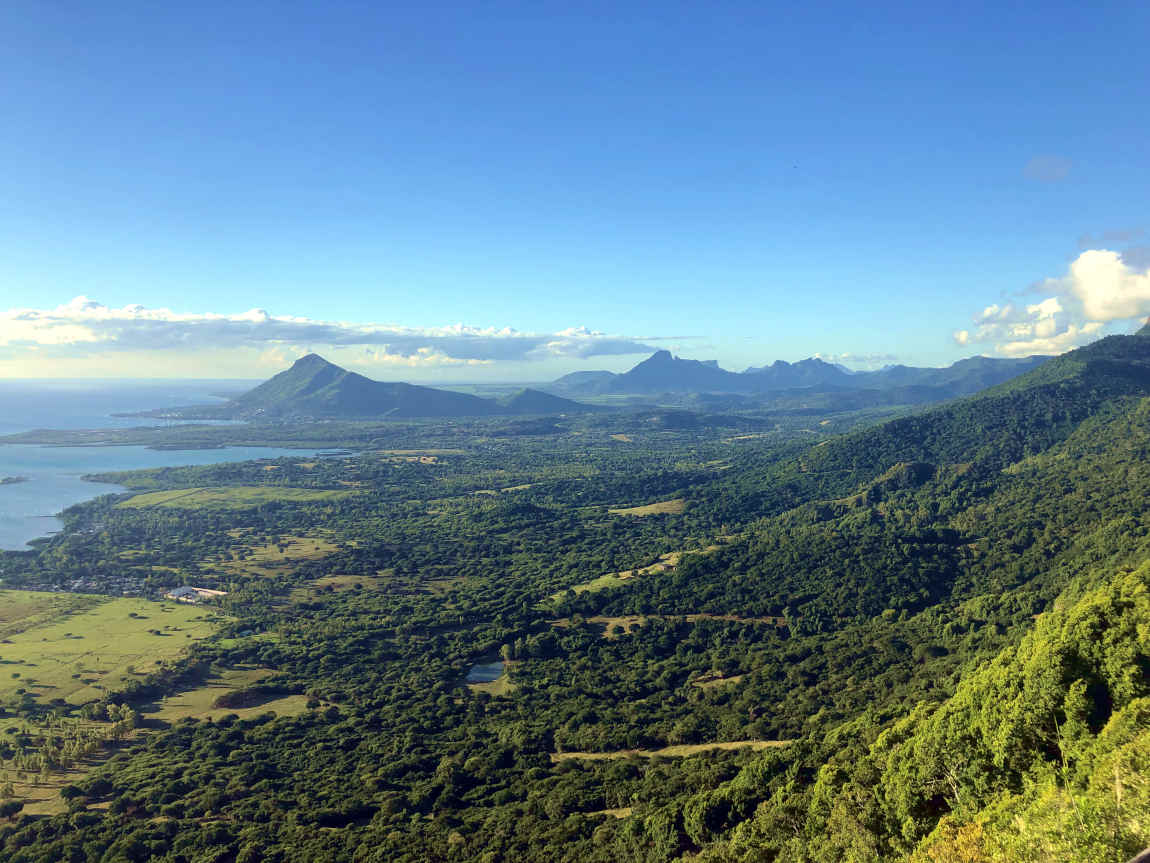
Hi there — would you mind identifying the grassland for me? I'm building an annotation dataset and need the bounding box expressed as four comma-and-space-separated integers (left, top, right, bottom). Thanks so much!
373, 449, 466, 456
465, 660, 516, 696
1, 666, 307, 815
289, 574, 384, 603
550, 740, 791, 762
546, 553, 680, 600
119, 486, 358, 510
5, 763, 98, 816
608, 498, 686, 516
220, 532, 342, 578
546, 543, 729, 602
551, 612, 786, 638
691, 672, 746, 689
147, 666, 309, 724
466, 674, 514, 696
0, 592, 104, 640
0, 592, 222, 706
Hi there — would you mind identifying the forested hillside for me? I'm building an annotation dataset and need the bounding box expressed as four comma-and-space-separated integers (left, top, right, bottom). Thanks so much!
1, 333, 1149, 862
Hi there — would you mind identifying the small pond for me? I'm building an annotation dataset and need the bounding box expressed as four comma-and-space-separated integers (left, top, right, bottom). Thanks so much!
465, 661, 505, 683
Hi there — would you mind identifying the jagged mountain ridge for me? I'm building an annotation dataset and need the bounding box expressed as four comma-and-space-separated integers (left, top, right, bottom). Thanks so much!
548, 349, 1049, 399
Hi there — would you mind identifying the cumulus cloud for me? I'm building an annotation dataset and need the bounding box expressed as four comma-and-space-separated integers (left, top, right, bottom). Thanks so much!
953, 249, 1150, 356
0, 297, 657, 365
813, 352, 899, 369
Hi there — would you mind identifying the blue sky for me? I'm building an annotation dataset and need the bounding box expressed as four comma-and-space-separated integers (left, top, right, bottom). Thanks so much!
1, 0, 1148, 379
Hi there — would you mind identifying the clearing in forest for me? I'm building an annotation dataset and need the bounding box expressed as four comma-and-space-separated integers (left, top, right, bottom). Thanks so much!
1, 666, 308, 816
547, 543, 728, 602
552, 613, 786, 638
608, 498, 686, 516
548, 553, 682, 600
147, 666, 309, 724
370, 453, 464, 460
0, 592, 222, 705
691, 672, 746, 689
466, 675, 514, 696
289, 574, 383, 602
119, 486, 357, 509
550, 740, 791, 762
221, 532, 342, 577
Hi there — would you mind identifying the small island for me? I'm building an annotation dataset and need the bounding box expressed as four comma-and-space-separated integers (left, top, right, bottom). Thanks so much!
0, 476, 28, 485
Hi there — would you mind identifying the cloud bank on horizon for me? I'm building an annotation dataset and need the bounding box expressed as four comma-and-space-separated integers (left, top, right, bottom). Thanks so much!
0, 296, 657, 375
955, 248, 1150, 356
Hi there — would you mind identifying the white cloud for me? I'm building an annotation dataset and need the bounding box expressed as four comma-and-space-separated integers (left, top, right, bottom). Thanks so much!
1058, 249, 1150, 321
813, 351, 899, 369
954, 249, 1150, 356
0, 297, 656, 367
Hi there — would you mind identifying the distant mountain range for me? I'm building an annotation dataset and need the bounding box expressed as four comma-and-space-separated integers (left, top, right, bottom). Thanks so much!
134, 355, 598, 420
133, 349, 1055, 421
546, 349, 1049, 403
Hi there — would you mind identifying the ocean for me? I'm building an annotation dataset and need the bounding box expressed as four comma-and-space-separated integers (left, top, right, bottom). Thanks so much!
0, 380, 310, 551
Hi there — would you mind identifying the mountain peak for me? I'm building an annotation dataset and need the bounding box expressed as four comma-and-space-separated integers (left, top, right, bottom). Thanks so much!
291, 353, 335, 368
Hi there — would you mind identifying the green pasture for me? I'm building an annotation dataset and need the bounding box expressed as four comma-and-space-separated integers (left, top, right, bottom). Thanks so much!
118, 485, 357, 509
0, 591, 223, 705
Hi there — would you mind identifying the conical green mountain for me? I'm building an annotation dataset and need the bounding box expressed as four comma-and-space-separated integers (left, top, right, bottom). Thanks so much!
229, 354, 508, 418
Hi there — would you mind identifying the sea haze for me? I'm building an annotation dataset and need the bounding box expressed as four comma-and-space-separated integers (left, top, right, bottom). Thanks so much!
0, 379, 253, 435
0, 380, 308, 551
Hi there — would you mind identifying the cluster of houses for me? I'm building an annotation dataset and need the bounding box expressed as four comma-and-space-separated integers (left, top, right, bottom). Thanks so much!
163, 586, 228, 604
0, 574, 227, 604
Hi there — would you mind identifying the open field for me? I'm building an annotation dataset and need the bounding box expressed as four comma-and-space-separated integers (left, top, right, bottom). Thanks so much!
289, 573, 384, 602
608, 498, 686, 517
550, 740, 791, 762
552, 613, 786, 638
5, 764, 95, 816
466, 661, 516, 696
466, 675, 514, 696
0, 592, 223, 705
220, 532, 342, 578
549, 553, 681, 599
1, 666, 307, 815
471, 482, 537, 496
119, 486, 358, 510
547, 543, 729, 602
370, 453, 464, 460
0, 592, 103, 640
691, 672, 746, 689
147, 666, 309, 724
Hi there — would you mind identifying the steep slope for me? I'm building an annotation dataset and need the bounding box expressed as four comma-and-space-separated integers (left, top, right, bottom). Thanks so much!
228, 354, 508, 418
857, 354, 1049, 396
608, 350, 746, 393
567, 333, 1150, 863
690, 564, 1150, 862
586, 331, 1150, 622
